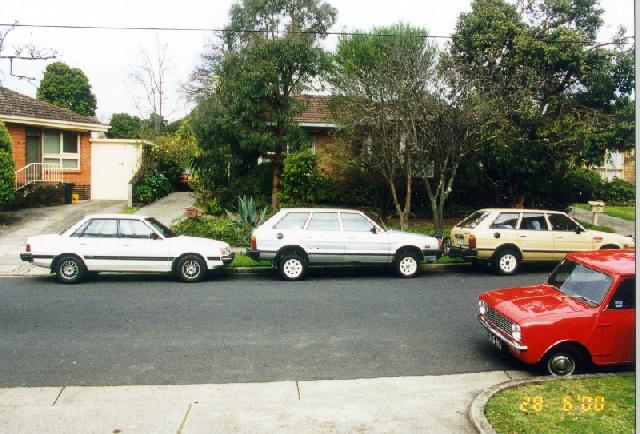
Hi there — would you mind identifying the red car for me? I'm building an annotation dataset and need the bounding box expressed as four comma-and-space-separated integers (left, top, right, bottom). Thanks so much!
478, 249, 635, 376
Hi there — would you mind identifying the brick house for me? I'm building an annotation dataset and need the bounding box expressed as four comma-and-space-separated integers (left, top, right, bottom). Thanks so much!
0, 86, 109, 199
294, 95, 338, 174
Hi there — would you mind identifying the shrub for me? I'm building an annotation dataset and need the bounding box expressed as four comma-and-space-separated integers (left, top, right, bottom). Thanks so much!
225, 196, 268, 227
0, 121, 15, 207
600, 178, 635, 206
281, 149, 331, 206
561, 169, 604, 205
171, 216, 252, 247
134, 171, 172, 204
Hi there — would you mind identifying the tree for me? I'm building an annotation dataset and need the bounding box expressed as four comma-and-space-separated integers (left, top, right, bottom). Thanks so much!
191, 0, 337, 210
449, 0, 634, 207
330, 24, 437, 229
36, 62, 96, 116
107, 113, 143, 139
0, 22, 56, 83
0, 121, 15, 207
129, 43, 171, 134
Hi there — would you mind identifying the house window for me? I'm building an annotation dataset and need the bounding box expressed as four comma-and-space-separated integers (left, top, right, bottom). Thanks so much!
42, 130, 80, 169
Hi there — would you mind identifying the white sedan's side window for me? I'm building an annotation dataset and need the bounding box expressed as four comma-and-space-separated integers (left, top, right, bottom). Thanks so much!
120, 220, 154, 238
81, 219, 119, 238
341, 213, 374, 232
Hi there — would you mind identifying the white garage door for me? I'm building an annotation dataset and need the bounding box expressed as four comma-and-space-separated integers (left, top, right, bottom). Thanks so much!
91, 141, 141, 200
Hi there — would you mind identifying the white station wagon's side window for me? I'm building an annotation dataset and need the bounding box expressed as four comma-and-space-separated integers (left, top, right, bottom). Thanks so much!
275, 212, 309, 230
81, 219, 119, 238
120, 219, 155, 238
307, 212, 340, 231
341, 213, 373, 232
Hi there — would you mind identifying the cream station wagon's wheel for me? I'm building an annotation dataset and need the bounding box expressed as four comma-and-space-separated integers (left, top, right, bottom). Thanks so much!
55, 255, 86, 284
177, 255, 207, 283
395, 251, 420, 278
493, 247, 520, 275
278, 253, 307, 281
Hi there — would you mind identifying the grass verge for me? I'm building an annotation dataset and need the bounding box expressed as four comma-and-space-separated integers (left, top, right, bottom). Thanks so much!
577, 219, 616, 233
121, 206, 139, 214
486, 375, 635, 434
574, 204, 635, 221
229, 253, 272, 268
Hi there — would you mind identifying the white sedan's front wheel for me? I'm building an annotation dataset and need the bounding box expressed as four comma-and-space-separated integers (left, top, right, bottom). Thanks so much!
177, 255, 207, 283
395, 252, 420, 278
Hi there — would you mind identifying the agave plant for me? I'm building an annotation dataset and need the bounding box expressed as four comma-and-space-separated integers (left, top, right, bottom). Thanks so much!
226, 196, 268, 227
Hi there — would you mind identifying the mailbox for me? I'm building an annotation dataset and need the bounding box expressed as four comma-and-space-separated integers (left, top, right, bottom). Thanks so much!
587, 200, 605, 225
185, 206, 203, 218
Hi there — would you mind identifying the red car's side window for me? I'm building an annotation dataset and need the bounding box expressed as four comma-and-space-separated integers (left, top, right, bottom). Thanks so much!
607, 278, 636, 310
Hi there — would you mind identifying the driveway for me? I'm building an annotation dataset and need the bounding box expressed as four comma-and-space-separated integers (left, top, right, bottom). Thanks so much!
135, 192, 194, 226
0, 200, 126, 274
569, 206, 635, 236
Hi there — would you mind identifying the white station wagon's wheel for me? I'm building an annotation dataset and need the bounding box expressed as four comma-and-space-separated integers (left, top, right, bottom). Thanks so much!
177, 255, 207, 283
493, 248, 520, 275
278, 253, 307, 281
395, 251, 420, 278
55, 255, 85, 284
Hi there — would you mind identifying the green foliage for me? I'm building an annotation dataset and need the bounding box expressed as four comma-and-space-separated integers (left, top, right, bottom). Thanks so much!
226, 196, 268, 227
600, 178, 635, 205
450, 0, 634, 207
171, 216, 252, 247
0, 121, 15, 207
134, 171, 172, 204
36, 62, 97, 116
190, 0, 337, 209
107, 113, 143, 139
281, 149, 330, 205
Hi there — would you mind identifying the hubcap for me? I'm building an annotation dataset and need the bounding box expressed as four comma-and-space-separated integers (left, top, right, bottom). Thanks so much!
283, 259, 303, 278
60, 260, 78, 279
182, 260, 201, 278
399, 257, 417, 276
499, 254, 517, 273
548, 354, 575, 376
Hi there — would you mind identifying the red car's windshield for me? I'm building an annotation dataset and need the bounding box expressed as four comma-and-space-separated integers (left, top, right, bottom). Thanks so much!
547, 259, 613, 307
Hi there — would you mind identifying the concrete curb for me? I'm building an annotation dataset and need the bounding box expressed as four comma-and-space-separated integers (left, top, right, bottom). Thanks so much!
469, 372, 634, 434
0, 262, 471, 277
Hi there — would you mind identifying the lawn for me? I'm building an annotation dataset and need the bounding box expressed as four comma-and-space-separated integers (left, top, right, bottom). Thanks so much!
577, 219, 615, 233
229, 253, 272, 268
121, 206, 139, 214
486, 375, 635, 434
574, 204, 635, 221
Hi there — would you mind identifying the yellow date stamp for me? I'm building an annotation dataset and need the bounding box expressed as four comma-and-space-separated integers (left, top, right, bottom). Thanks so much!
518, 395, 605, 413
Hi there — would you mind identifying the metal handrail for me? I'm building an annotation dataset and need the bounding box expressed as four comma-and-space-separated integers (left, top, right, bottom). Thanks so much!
15, 163, 64, 190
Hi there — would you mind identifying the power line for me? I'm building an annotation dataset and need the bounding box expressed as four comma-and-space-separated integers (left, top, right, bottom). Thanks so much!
0, 22, 634, 45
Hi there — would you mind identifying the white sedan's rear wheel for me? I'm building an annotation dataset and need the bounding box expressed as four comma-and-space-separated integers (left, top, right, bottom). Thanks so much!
55, 255, 85, 284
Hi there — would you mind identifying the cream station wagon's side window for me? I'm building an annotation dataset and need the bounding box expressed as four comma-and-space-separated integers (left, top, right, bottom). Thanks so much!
490, 213, 520, 230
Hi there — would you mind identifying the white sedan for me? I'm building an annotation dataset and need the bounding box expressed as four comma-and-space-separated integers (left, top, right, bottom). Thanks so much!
20, 214, 234, 284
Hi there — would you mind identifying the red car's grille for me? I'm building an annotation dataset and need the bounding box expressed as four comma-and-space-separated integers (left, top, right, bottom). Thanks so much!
485, 305, 514, 335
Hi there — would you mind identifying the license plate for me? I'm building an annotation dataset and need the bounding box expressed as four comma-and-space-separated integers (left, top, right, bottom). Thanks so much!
488, 334, 503, 350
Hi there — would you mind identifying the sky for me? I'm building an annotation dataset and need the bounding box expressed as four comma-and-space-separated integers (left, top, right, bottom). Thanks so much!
0, 0, 634, 123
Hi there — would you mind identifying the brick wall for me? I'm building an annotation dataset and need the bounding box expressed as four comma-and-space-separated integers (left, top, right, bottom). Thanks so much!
6, 123, 26, 169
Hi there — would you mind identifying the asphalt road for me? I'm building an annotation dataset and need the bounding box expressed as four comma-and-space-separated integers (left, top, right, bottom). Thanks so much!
0, 267, 552, 387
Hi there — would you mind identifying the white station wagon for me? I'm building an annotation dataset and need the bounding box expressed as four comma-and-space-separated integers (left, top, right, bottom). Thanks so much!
20, 214, 234, 283
247, 208, 443, 280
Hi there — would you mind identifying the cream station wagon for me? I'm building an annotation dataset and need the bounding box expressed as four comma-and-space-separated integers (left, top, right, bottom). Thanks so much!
448, 208, 635, 275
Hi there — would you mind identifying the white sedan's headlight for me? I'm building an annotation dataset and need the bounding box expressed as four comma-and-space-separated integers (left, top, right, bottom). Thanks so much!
511, 324, 521, 341
478, 300, 486, 315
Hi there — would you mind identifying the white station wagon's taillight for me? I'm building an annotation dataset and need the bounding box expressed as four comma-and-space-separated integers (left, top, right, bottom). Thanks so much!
26, 244, 31, 252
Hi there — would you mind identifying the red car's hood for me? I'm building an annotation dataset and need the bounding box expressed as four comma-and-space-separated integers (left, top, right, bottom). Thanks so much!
481, 284, 581, 323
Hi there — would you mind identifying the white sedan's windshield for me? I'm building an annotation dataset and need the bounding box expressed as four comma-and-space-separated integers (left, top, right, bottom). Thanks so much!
547, 260, 613, 306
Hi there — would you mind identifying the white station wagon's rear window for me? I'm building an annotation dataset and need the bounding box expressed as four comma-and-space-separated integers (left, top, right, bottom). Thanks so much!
275, 212, 309, 230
